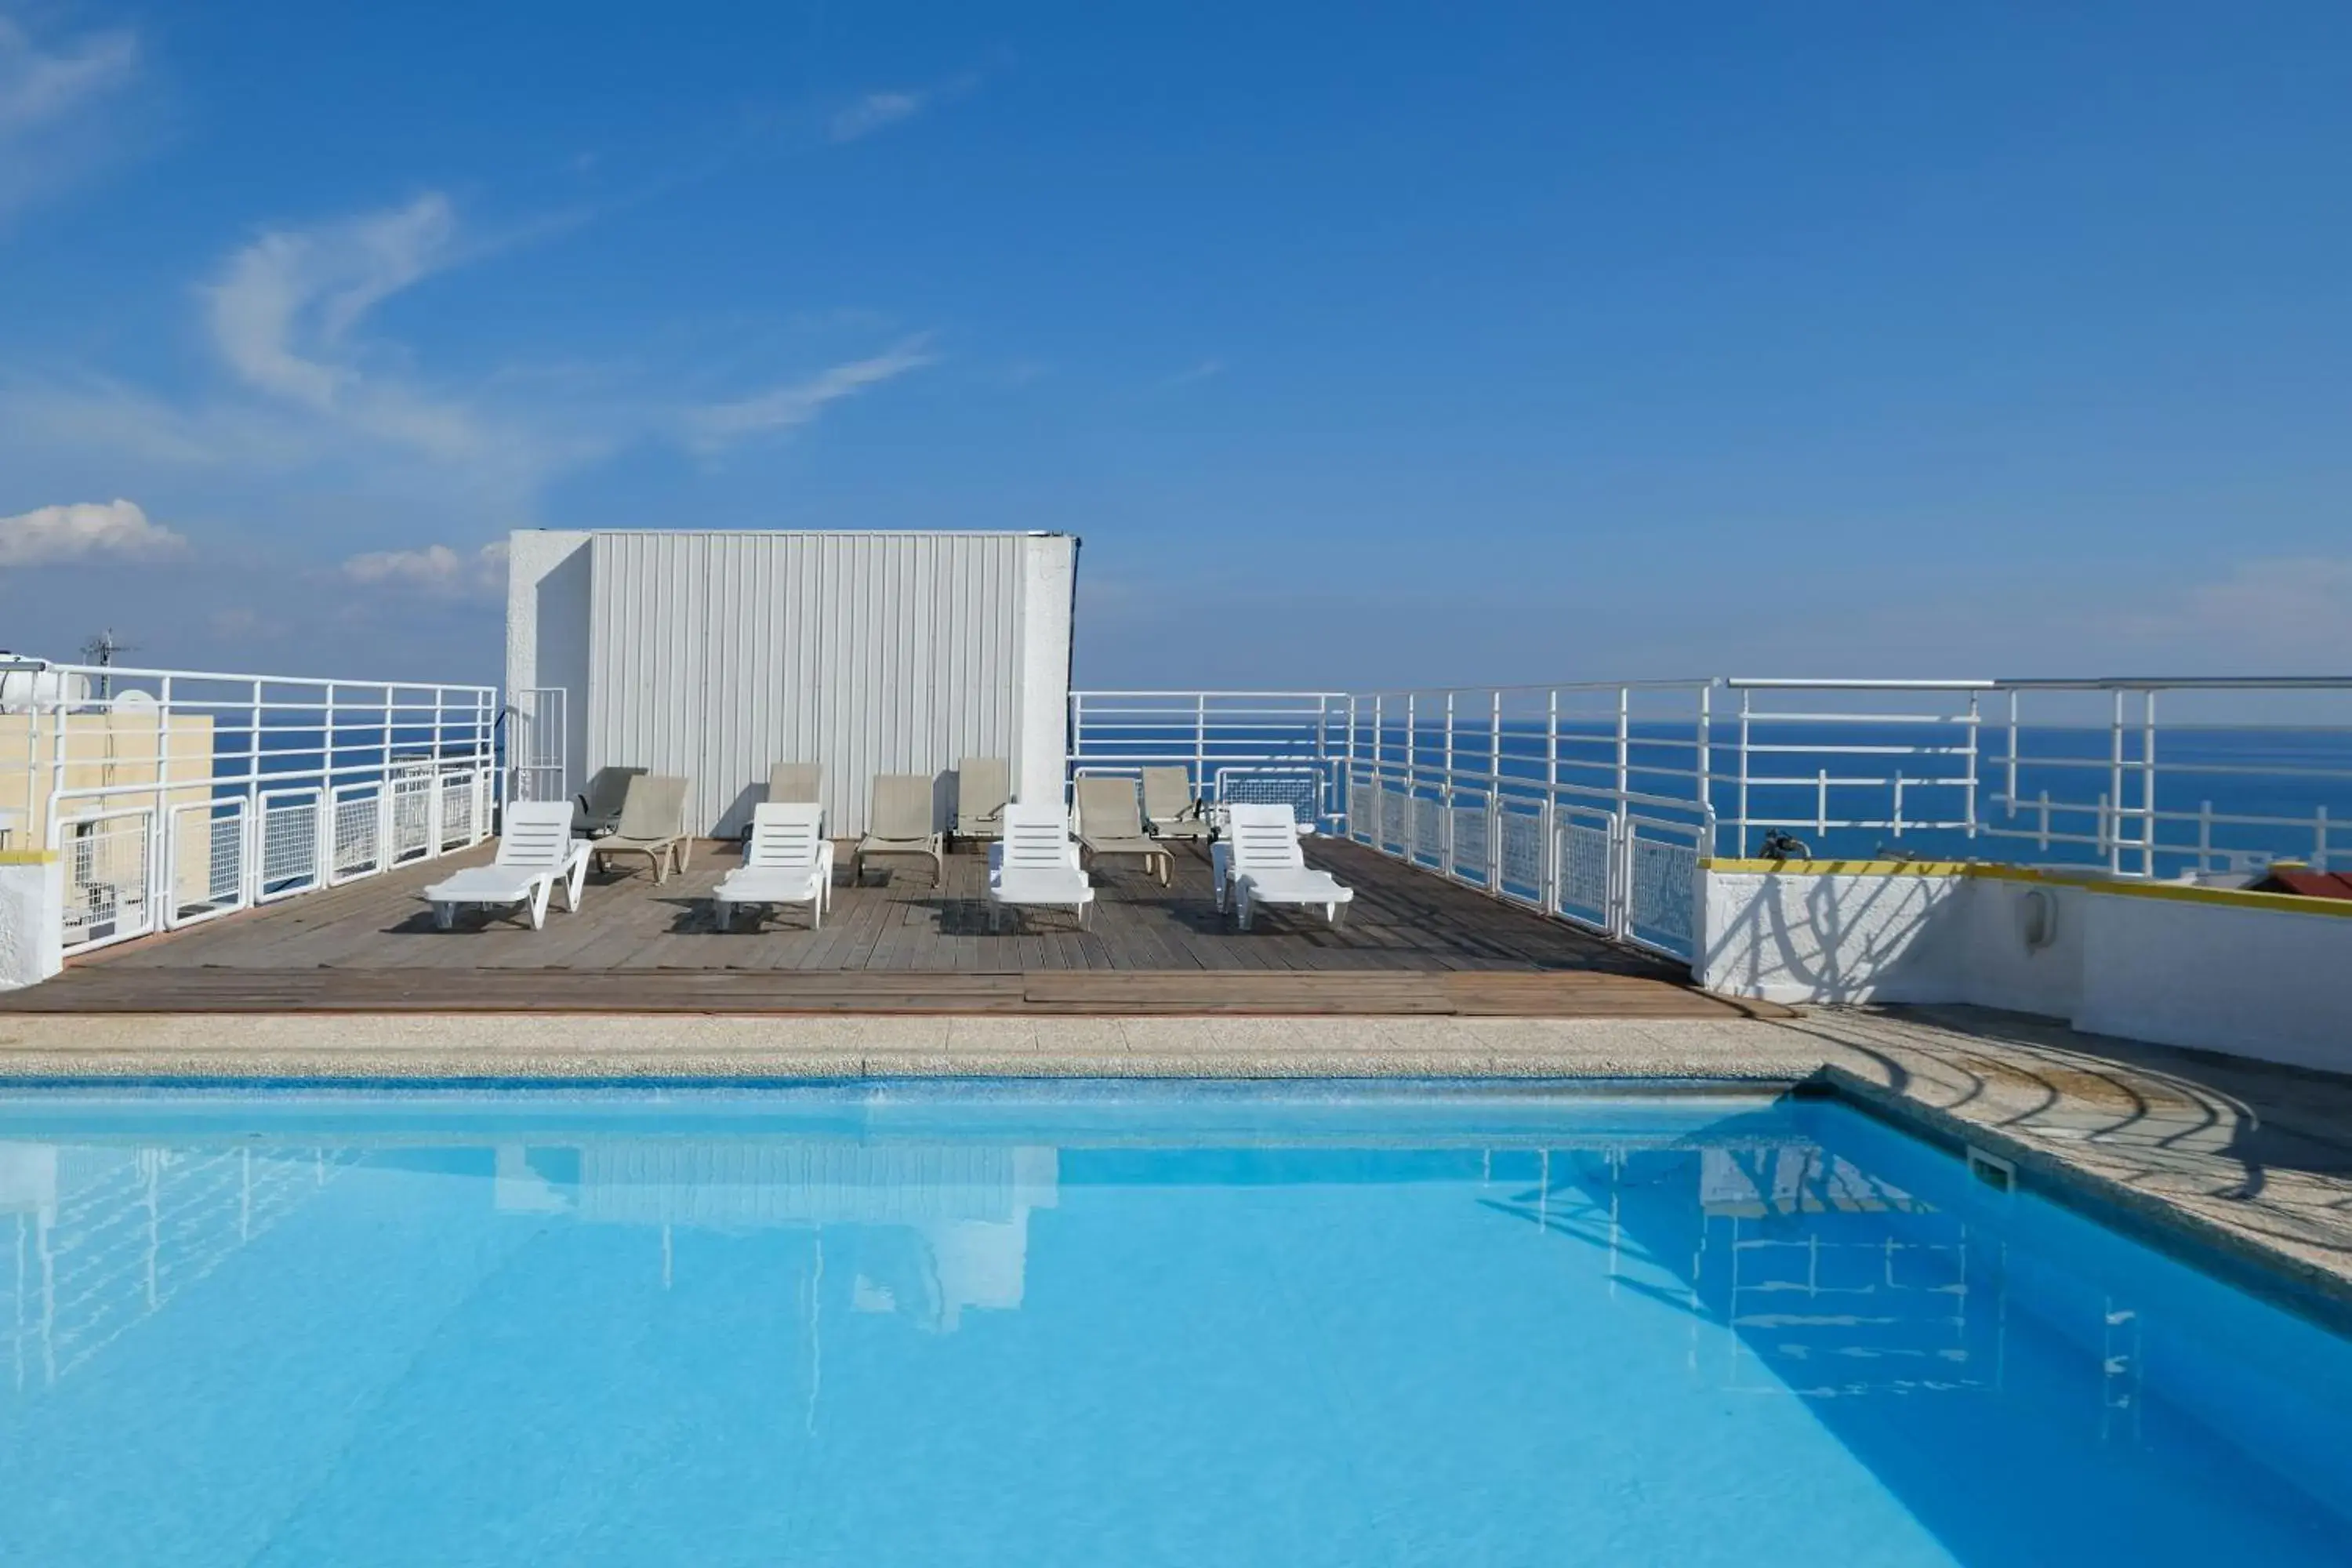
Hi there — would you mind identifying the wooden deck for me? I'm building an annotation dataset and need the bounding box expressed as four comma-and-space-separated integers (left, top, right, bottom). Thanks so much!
4, 837, 1784, 1018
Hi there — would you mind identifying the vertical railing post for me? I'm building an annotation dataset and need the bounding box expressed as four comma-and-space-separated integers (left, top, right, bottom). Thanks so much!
2198, 800, 2213, 873
1696, 682, 1713, 855
2318, 804, 2331, 873
244, 679, 264, 902
2005, 689, 2020, 821
1488, 690, 1503, 889
1194, 693, 1207, 806
2107, 691, 2125, 874
1614, 686, 1629, 808
1964, 691, 1980, 841
1443, 691, 1457, 878
1736, 688, 1752, 857
2140, 688, 2158, 877
1544, 688, 1559, 911
1406, 693, 1418, 860
151, 673, 172, 929
1344, 694, 1358, 838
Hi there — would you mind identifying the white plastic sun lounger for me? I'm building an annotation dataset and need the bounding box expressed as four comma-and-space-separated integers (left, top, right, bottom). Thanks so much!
986, 802, 1094, 930
712, 802, 834, 931
422, 802, 590, 931
1218, 802, 1352, 929
1074, 775, 1173, 885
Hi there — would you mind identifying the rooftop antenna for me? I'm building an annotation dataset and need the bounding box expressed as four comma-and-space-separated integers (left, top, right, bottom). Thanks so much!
81, 628, 134, 702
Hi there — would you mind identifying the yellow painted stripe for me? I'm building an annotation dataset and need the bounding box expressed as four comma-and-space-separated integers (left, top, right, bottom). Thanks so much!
1699, 857, 2352, 919
0, 851, 58, 866
1700, 858, 1974, 877
1968, 862, 2352, 918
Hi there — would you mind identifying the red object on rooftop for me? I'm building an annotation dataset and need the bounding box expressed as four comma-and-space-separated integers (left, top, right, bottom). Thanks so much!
2254, 866, 2352, 902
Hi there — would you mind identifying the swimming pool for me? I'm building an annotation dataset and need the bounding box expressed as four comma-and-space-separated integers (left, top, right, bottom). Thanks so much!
0, 1083, 2344, 1566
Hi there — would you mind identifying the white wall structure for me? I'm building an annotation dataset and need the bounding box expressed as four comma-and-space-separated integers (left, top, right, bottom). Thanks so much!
506, 529, 1079, 837
0, 853, 64, 989
1697, 862, 2352, 1073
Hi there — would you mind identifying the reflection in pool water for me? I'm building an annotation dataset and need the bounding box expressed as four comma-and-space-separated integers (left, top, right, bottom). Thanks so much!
0, 1087, 2346, 1566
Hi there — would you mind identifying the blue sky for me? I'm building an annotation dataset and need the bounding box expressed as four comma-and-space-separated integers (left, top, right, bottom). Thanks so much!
2, 2, 2349, 686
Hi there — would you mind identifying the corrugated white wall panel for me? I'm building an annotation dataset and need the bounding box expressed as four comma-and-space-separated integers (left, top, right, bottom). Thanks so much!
584, 532, 1060, 837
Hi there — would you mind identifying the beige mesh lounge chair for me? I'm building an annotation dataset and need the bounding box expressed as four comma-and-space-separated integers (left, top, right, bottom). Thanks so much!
768, 762, 822, 806
987, 802, 1094, 930
1073, 775, 1173, 886
712, 803, 833, 931
1218, 802, 1352, 929
573, 765, 646, 838
590, 773, 693, 884
422, 803, 590, 930
955, 757, 1011, 848
855, 774, 945, 884
1142, 765, 1213, 843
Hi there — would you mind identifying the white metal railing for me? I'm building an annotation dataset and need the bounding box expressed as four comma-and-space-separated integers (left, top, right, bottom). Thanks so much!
2, 659, 498, 954
1071, 676, 2352, 964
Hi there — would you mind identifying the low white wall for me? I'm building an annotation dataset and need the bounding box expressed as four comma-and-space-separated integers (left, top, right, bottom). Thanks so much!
2077, 895, 2350, 1073
1696, 868, 1969, 1004
0, 855, 63, 989
1698, 863, 2352, 1073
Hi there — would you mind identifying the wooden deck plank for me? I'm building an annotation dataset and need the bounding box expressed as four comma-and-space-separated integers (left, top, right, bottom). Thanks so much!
26, 833, 1770, 1017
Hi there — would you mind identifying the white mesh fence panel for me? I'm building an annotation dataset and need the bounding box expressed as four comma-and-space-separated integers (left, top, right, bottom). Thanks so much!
1347, 781, 1375, 843
1628, 829, 1700, 956
331, 789, 381, 882
1214, 766, 1323, 826
1450, 800, 1490, 885
258, 795, 321, 900
439, 771, 475, 848
1556, 815, 1613, 927
391, 769, 433, 859
1498, 808, 1545, 900
168, 801, 248, 927
1378, 787, 1407, 852
1411, 796, 1445, 866
60, 809, 156, 952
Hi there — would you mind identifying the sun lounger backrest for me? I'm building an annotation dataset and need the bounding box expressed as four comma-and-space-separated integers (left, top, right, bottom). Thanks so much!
768, 762, 822, 804
1141, 766, 1196, 821
957, 757, 1010, 826
868, 775, 936, 840
1075, 775, 1144, 839
579, 766, 645, 819
495, 803, 579, 870
1225, 803, 1305, 872
745, 802, 825, 869
616, 774, 689, 840
1000, 804, 1075, 869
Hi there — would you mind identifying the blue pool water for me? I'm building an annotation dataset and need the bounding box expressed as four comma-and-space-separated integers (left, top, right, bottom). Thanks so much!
0, 1084, 2347, 1566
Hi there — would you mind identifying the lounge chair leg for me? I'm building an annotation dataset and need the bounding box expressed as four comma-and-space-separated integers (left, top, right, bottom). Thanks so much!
528, 883, 550, 930
433, 903, 456, 931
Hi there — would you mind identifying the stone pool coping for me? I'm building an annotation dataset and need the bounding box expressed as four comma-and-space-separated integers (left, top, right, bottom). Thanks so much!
2, 1003, 2347, 1329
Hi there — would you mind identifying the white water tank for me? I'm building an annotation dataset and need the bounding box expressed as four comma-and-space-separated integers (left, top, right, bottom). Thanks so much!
0, 658, 88, 713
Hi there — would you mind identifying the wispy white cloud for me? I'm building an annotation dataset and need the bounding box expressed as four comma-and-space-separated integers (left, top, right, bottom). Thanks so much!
0, 499, 186, 567
0, 17, 146, 220
829, 89, 927, 143
1163, 358, 1225, 387
339, 539, 508, 597
826, 69, 984, 144
2109, 556, 2352, 662
683, 336, 937, 453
